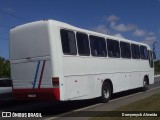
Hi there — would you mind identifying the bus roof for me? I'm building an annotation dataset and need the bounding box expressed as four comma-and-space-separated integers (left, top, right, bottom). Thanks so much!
11, 19, 151, 50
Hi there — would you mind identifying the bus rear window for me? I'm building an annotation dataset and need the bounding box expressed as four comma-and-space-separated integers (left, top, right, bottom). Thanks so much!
140, 46, 148, 60
90, 35, 107, 57
76, 32, 90, 56
120, 42, 131, 58
107, 39, 120, 58
131, 44, 140, 59
60, 29, 77, 55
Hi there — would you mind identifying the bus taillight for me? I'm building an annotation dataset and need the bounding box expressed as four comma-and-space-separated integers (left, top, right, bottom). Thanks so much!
52, 77, 59, 87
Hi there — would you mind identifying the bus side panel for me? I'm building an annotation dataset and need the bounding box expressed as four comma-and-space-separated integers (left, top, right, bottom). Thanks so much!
65, 76, 90, 100
93, 75, 102, 98
129, 72, 141, 89
62, 57, 133, 100
61, 55, 153, 100
149, 70, 154, 84
93, 73, 129, 98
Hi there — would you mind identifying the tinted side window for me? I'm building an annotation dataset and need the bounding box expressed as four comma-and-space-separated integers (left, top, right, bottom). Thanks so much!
140, 46, 148, 60
135, 45, 140, 59
0, 79, 12, 87
151, 51, 154, 68
90, 35, 107, 57
76, 32, 90, 56
120, 42, 131, 58
149, 50, 154, 68
60, 29, 77, 55
107, 39, 120, 58
131, 44, 140, 59
131, 44, 136, 59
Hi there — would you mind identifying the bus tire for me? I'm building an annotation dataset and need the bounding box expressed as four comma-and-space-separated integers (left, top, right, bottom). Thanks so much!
101, 82, 111, 103
143, 77, 149, 91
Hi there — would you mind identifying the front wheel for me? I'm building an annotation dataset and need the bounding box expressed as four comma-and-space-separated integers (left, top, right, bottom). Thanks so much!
101, 82, 111, 103
143, 78, 149, 91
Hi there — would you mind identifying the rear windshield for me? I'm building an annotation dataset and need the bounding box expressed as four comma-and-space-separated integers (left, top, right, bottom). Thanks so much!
10, 23, 50, 60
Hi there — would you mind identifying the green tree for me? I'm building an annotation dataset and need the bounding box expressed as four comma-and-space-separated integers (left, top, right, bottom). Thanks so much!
0, 57, 10, 78
154, 60, 160, 75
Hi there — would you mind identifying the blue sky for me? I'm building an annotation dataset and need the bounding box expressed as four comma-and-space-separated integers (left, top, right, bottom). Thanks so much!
0, 0, 160, 59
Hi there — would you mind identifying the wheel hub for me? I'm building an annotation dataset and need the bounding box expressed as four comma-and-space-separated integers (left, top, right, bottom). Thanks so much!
103, 88, 109, 99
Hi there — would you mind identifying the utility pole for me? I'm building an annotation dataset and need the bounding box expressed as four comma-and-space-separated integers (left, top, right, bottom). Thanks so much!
153, 41, 157, 53
152, 41, 158, 60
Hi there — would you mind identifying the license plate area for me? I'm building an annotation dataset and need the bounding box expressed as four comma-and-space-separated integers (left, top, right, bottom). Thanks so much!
27, 93, 37, 98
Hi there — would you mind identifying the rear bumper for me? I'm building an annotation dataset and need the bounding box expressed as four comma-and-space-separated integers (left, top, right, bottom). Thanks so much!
13, 88, 60, 100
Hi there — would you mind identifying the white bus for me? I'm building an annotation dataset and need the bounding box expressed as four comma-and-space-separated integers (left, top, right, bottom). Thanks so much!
10, 20, 154, 102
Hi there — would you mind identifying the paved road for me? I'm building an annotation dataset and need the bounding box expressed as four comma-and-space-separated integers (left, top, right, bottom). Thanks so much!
0, 76, 160, 120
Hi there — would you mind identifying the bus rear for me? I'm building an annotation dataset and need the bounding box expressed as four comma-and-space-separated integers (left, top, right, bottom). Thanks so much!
10, 21, 60, 100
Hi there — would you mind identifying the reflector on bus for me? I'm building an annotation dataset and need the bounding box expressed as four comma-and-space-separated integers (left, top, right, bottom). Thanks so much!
52, 77, 59, 87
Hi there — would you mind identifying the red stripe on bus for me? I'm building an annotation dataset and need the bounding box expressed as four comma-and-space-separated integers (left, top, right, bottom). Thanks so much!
38, 60, 46, 89
13, 88, 60, 100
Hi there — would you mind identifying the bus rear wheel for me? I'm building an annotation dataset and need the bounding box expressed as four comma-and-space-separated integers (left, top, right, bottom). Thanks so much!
101, 82, 111, 103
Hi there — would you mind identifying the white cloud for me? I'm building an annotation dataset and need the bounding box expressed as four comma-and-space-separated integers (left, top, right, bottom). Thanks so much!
92, 25, 108, 34
133, 29, 146, 37
141, 36, 157, 45
145, 36, 157, 41
148, 32, 155, 36
106, 15, 119, 22
110, 21, 137, 32
114, 33, 125, 38
94, 15, 158, 44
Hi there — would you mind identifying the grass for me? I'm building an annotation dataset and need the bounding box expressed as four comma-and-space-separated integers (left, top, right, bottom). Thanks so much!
90, 92, 160, 120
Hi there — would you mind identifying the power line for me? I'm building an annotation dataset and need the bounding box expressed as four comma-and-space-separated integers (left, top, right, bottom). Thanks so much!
0, 10, 30, 22
0, 10, 31, 42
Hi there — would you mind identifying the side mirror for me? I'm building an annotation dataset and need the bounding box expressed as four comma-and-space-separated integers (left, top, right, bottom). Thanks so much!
153, 52, 156, 60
